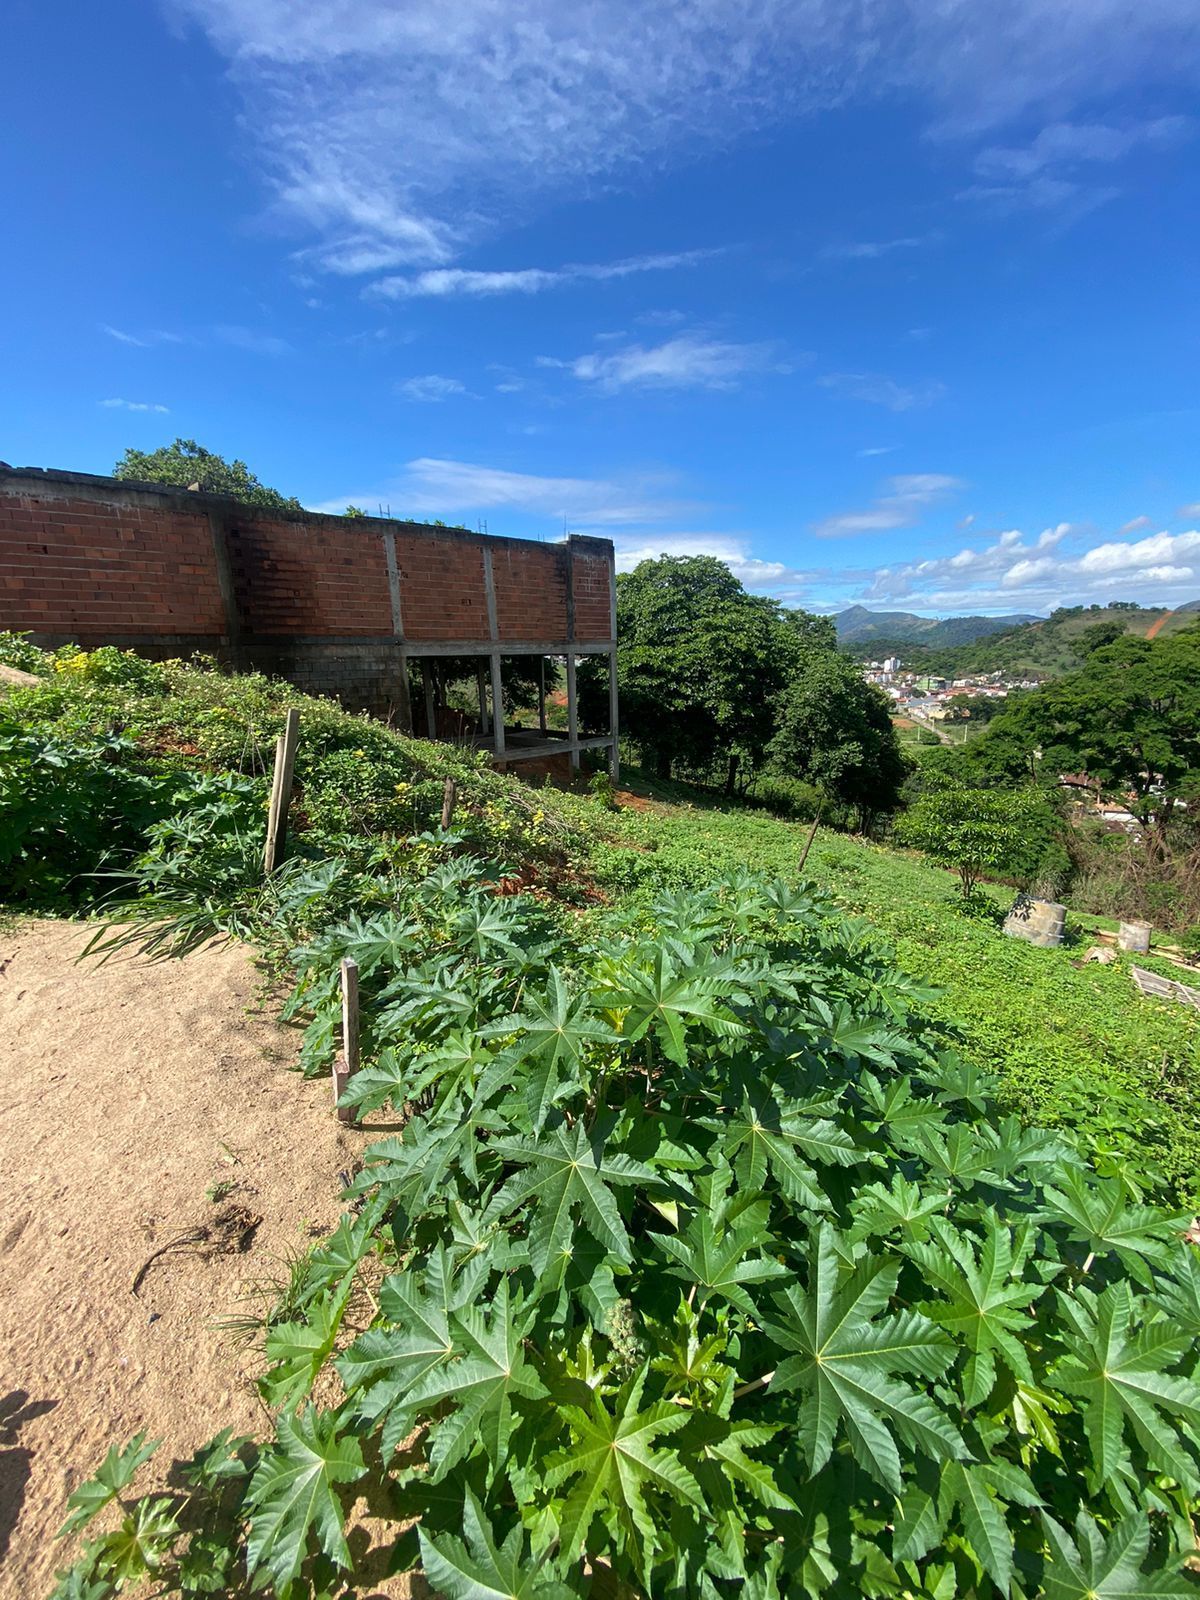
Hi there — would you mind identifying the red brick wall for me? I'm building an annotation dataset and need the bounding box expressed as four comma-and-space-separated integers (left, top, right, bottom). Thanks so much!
394, 531, 489, 641
0, 474, 614, 650
0, 492, 225, 636
229, 518, 391, 636
491, 542, 567, 641
572, 547, 613, 641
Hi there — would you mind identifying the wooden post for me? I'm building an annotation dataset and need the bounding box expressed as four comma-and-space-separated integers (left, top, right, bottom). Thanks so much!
423, 662, 437, 738
441, 777, 457, 831
476, 662, 490, 735
538, 656, 547, 735
332, 956, 360, 1124
798, 806, 822, 874
263, 707, 300, 873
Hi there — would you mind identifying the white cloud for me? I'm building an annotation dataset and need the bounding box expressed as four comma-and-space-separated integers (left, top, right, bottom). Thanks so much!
964, 115, 1191, 216
372, 249, 714, 298
546, 334, 789, 393
1178, 503, 1200, 519
857, 445, 899, 457
214, 324, 292, 356
315, 457, 698, 527
821, 235, 930, 261
974, 115, 1190, 181
397, 374, 467, 402
610, 533, 812, 594
99, 398, 170, 413
1119, 515, 1153, 533
172, 1, 1200, 280
100, 324, 183, 347
856, 523, 1200, 612
818, 372, 945, 411
814, 473, 965, 538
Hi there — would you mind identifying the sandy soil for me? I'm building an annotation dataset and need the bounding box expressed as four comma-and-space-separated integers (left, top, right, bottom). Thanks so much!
0, 919, 362, 1598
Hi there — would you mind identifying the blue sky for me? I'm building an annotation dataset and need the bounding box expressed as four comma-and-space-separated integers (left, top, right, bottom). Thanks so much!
4, 0, 1200, 617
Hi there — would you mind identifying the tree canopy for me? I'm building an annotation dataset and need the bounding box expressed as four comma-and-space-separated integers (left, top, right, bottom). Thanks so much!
114, 438, 301, 511
602, 555, 792, 784
767, 651, 908, 825
969, 626, 1200, 842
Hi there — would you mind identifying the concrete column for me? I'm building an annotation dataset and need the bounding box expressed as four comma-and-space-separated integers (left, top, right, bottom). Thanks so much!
490, 650, 505, 757
538, 656, 547, 735
607, 646, 619, 783
423, 662, 436, 738
477, 661, 490, 734
566, 652, 579, 773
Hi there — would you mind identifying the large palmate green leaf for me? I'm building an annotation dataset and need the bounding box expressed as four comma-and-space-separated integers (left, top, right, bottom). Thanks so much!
907, 1213, 1048, 1406
1050, 1281, 1200, 1497
543, 1367, 703, 1575
602, 942, 745, 1066
244, 1407, 365, 1598
763, 1224, 964, 1492
339, 1245, 489, 1456
419, 1489, 573, 1600
658, 1201, 789, 1315
59, 1432, 160, 1535
404, 1278, 547, 1480
482, 967, 619, 1132
1040, 1511, 1196, 1600
709, 1084, 858, 1210
489, 1121, 655, 1277
1042, 1168, 1187, 1284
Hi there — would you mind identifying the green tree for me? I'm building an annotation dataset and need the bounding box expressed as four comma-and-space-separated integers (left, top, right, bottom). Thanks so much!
976, 627, 1200, 851
896, 785, 1030, 895
113, 438, 302, 511
596, 556, 794, 786
767, 652, 908, 827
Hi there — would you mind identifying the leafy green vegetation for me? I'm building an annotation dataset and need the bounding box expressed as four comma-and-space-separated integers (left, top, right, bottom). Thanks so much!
866, 602, 1197, 682
5, 639, 1200, 1599
113, 437, 303, 511
582, 555, 904, 818
50, 869, 1200, 1600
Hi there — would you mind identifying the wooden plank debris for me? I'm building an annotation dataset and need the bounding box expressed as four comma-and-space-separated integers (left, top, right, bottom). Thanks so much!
332, 956, 360, 1124
1131, 965, 1200, 1011
263, 707, 300, 873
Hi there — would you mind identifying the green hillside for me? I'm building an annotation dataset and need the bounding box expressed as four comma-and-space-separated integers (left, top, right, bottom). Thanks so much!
835, 603, 1040, 647
9, 640, 1200, 1600
872, 600, 1199, 678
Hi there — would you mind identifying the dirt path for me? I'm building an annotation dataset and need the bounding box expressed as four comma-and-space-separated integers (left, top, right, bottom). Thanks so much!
0, 920, 357, 1597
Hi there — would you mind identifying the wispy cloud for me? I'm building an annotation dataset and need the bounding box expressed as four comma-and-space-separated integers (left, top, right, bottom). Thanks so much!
857, 445, 899, 458
371, 249, 715, 299
814, 474, 965, 538
542, 333, 791, 394
819, 372, 945, 411
100, 324, 183, 347
315, 457, 697, 527
820, 235, 931, 261
99, 398, 170, 413
962, 115, 1191, 217
213, 324, 292, 357
174, 1, 1200, 281
1119, 515, 1153, 534
396, 374, 467, 402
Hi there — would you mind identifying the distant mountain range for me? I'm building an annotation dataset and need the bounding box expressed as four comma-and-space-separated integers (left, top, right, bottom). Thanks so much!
835, 605, 1044, 647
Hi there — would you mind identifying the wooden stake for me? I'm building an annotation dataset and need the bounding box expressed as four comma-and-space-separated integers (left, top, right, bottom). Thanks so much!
798, 805, 823, 874
441, 777, 458, 831
332, 956, 360, 1124
263, 707, 300, 873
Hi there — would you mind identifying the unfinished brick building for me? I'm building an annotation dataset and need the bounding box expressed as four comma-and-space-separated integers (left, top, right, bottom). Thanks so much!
0, 464, 618, 777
